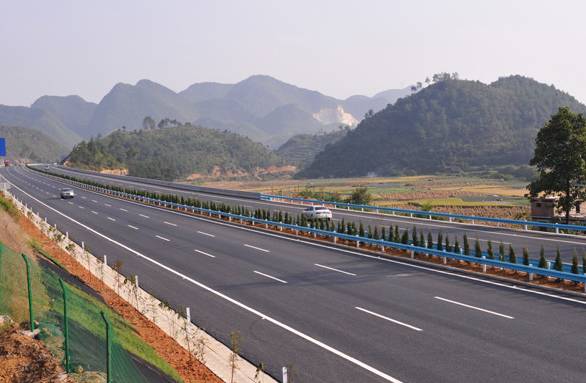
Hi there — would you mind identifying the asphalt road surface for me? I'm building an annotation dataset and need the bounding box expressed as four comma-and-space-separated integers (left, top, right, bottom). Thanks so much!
3, 166, 586, 382
43, 165, 586, 261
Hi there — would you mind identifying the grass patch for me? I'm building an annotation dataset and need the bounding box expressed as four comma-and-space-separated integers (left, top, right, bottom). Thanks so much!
0, 192, 18, 217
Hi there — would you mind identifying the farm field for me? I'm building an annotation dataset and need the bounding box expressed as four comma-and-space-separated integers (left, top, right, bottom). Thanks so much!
200, 175, 531, 220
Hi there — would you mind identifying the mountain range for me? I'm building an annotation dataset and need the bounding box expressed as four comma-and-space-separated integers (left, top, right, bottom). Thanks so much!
299, 76, 586, 178
0, 75, 412, 149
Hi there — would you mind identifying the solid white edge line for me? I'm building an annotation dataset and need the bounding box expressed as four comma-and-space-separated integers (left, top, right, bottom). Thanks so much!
315, 263, 357, 276
155, 235, 170, 242
244, 244, 270, 253
355, 307, 423, 332
197, 231, 216, 238
254, 270, 288, 284
194, 249, 216, 258
19, 168, 586, 306
6, 180, 404, 383
434, 296, 514, 319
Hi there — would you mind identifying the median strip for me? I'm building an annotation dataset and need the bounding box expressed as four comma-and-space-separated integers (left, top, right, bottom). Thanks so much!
355, 307, 423, 332
434, 296, 514, 319
315, 263, 356, 276
254, 270, 287, 284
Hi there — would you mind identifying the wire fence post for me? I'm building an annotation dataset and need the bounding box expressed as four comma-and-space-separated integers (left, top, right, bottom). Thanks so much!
58, 278, 71, 373
101, 311, 112, 383
21, 254, 35, 332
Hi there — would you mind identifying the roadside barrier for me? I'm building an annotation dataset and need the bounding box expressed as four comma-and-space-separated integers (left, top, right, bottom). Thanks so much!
261, 194, 586, 235
30, 168, 586, 289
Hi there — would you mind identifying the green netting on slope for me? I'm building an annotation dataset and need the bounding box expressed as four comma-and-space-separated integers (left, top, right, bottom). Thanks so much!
0, 241, 179, 383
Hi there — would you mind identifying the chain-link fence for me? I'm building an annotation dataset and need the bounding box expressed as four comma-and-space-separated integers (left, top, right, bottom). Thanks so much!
0, 240, 178, 383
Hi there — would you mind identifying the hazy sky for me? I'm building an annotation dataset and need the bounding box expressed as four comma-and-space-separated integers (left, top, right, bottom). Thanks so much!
2, 0, 585, 105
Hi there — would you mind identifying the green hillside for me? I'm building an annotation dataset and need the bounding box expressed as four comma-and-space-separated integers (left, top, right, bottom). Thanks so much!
0, 126, 67, 162
276, 127, 350, 168
66, 123, 284, 180
299, 76, 586, 178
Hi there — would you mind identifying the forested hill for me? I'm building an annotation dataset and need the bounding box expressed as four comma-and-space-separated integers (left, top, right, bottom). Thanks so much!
0, 126, 67, 162
65, 124, 286, 181
276, 127, 350, 168
299, 76, 586, 178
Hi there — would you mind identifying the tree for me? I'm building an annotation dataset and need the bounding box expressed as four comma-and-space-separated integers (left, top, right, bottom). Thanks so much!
419, 232, 425, 248
474, 240, 482, 258
572, 255, 579, 274
359, 222, 365, 237
554, 249, 563, 271
436, 233, 444, 251
401, 230, 409, 244
538, 246, 547, 268
453, 239, 460, 254
523, 248, 530, 266
508, 245, 517, 264
394, 226, 400, 242
498, 242, 505, 261
411, 227, 418, 246
347, 187, 372, 205
463, 234, 470, 255
142, 116, 156, 130
444, 236, 451, 252
487, 240, 494, 259
529, 107, 586, 223
427, 232, 433, 249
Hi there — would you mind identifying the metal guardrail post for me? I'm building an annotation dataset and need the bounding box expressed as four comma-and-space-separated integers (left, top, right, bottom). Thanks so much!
59, 278, 71, 373
101, 311, 112, 383
21, 254, 35, 332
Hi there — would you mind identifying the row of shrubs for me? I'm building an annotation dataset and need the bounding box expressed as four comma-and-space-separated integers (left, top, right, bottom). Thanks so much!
31, 167, 586, 276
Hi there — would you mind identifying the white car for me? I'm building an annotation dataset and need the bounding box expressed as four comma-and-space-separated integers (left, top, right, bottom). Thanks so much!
302, 206, 333, 220
60, 188, 75, 199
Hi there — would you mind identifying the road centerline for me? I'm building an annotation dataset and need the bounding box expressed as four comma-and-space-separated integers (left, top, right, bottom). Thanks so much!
434, 296, 514, 319
315, 263, 356, 276
197, 230, 215, 238
244, 244, 270, 253
164, 221, 178, 227
194, 249, 216, 258
254, 270, 288, 284
355, 307, 423, 332
155, 235, 170, 242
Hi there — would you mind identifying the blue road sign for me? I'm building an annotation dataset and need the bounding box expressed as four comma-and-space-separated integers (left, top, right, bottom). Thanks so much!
0, 138, 5, 156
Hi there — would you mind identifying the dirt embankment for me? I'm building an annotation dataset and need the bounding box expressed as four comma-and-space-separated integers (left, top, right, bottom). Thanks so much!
0, 324, 72, 383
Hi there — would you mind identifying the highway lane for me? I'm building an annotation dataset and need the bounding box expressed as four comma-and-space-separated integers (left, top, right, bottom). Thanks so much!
41, 165, 586, 260
4, 166, 586, 382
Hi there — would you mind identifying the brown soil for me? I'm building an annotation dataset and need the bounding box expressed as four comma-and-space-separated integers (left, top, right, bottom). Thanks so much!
1, 204, 221, 382
0, 325, 73, 383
